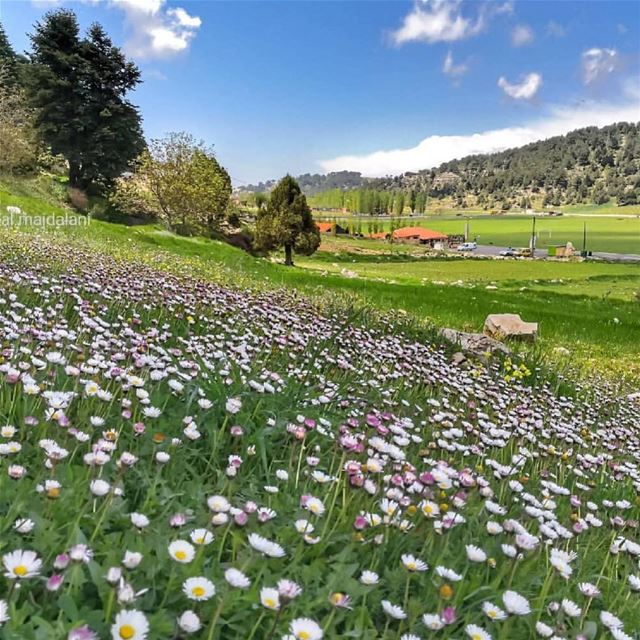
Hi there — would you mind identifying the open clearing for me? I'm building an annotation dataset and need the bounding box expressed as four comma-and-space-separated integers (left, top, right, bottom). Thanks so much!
317, 214, 640, 255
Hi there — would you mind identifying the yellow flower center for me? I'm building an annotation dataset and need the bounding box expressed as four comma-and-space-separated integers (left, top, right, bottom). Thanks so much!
119, 624, 135, 639
472, 635, 482, 640
264, 598, 276, 608
13, 564, 28, 577
175, 550, 187, 560
192, 586, 206, 598
47, 487, 60, 498
298, 633, 311, 640
488, 610, 497, 618
406, 562, 416, 570
195, 537, 204, 544
423, 505, 433, 514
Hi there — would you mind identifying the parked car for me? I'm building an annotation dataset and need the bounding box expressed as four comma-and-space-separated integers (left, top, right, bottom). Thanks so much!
457, 242, 477, 252
499, 247, 517, 257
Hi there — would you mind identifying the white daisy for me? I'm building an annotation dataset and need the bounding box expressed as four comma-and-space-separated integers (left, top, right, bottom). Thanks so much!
183, 577, 216, 601
110, 609, 149, 640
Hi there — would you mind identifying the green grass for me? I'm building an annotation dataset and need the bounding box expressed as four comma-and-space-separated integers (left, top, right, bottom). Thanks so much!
1, 176, 639, 384
318, 215, 640, 254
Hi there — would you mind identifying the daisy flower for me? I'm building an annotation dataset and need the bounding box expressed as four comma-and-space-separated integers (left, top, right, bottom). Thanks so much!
224, 568, 251, 589
177, 610, 201, 634
247, 533, 285, 557
502, 590, 531, 615
465, 544, 487, 563
0, 600, 8, 625
289, 618, 323, 640
381, 600, 406, 619
110, 609, 149, 640
190, 529, 214, 546
360, 570, 379, 585
401, 554, 428, 572
466, 624, 492, 640
183, 577, 216, 601
482, 602, 507, 621
422, 613, 444, 630
277, 579, 303, 600
3, 549, 42, 579
168, 540, 195, 564
260, 587, 280, 610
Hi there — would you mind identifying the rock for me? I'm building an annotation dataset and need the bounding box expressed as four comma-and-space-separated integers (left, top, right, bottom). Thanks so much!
451, 351, 467, 365
483, 313, 538, 341
439, 328, 511, 358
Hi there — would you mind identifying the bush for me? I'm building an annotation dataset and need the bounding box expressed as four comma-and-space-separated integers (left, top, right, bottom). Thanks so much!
67, 187, 89, 212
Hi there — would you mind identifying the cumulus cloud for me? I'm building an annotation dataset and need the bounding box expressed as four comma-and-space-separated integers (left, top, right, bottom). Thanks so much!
511, 24, 534, 46
582, 48, 619, 85
498, 72, 542, 100
112, 0, 202, 59
390, 0, 511, 45
30, 0, 201, 59
319, 94, 639, 177
442, 50, 468, 77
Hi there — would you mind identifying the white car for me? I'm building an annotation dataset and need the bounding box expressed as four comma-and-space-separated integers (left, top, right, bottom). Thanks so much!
457, 242, 477, 252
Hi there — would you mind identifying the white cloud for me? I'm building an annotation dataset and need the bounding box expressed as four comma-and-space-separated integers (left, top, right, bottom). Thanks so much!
390, 0, 511, 45
582, 48, 619, 85
319, 93, 639, 177
110, 0, 201, 59
442, 50, 468, 77
511, 24, 534, 47
498, 72, 542, 100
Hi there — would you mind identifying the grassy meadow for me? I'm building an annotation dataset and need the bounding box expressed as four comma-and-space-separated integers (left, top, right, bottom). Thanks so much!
2, 178, 639, 385
0, 178, 640, 640
315, 214, 640, 255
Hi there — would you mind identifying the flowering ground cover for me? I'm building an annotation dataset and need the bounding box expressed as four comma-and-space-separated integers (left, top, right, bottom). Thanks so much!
0, 231, 639, 640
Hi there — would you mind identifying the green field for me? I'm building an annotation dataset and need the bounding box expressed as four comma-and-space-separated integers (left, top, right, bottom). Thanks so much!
316, 214, 640, 254
2, 177, 639, 384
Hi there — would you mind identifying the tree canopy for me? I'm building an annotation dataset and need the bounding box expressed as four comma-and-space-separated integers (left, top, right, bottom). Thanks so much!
111, 132, 232, 235
27, 10, 144, 189
255, 175, 320, 265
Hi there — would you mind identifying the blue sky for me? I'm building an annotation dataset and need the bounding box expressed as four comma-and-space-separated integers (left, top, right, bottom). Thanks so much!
1, 0, 639, 183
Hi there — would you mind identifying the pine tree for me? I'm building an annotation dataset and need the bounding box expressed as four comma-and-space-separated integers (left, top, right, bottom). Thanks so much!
255, 175, 320, 266
27, 10, 144, 189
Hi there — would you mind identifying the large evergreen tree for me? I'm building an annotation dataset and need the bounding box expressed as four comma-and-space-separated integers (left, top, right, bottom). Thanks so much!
255, 175, 320, 266
27, 10, 144, 189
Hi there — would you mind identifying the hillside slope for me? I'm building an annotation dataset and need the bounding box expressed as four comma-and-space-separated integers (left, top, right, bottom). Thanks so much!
244, 123, 640, 212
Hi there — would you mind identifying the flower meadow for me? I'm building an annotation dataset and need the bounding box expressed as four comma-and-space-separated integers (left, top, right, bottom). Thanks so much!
0, 232, 639, 640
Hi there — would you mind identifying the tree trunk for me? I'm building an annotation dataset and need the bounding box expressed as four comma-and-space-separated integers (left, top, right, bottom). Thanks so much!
284, 243, 294, 266
69, 160, 82, 188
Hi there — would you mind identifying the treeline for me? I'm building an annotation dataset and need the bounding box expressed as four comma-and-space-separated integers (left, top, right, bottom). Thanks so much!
404, 122, 640, 209
308, 188, 429, 215
249, 123, 640, 211
0, 12, 232, 238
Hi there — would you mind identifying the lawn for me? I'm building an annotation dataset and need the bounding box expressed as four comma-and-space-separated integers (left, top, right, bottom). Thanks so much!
315, 215, 640, 255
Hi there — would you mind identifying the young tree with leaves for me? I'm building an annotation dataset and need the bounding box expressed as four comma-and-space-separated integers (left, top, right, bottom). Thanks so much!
27, 10, 144, 189
112, 132, 231, 234
255, 175, 320, 266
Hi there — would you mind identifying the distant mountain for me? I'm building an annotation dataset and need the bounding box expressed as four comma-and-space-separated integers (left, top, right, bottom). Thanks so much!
241, 123, 640, 210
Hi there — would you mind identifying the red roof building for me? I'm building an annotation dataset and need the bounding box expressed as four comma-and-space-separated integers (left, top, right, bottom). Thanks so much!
392, 227, 448, 243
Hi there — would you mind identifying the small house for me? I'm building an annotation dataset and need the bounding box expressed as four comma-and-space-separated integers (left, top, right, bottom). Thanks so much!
392, 227, 449, 247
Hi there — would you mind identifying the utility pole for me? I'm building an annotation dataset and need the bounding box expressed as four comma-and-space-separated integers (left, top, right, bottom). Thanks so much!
582, 221, 587, 256
530, 216, 537, 253
464, 218, 470, 242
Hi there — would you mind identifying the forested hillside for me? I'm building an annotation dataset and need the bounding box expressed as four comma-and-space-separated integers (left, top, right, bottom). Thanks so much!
243, 123, 640, 213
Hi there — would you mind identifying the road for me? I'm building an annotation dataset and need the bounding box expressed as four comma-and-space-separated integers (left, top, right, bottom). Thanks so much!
466, 245, 640, 263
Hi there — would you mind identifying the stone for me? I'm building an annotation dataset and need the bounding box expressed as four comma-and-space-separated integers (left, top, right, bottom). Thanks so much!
483, 313, 538, 341
451, 351, 467, 365
439, 328, 511, 358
